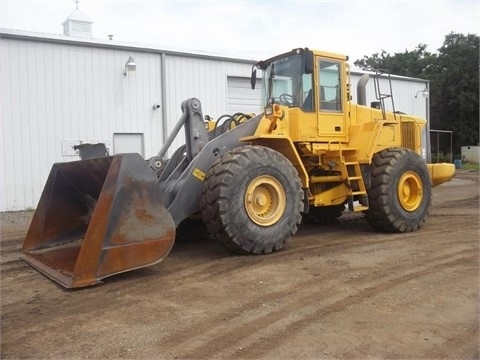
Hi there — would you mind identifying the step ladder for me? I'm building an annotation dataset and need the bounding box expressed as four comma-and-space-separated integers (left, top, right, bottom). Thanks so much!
339, 149, 369, 212
373, 69, 397, 121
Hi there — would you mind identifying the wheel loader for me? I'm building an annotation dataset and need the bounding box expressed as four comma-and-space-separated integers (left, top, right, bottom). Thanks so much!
21, 48, 455, 288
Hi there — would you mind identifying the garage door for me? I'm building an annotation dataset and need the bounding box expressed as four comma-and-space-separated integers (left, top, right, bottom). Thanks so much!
227, 76, 262, 115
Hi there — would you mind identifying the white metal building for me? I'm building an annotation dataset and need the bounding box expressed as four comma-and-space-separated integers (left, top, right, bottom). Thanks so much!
461, 146, 480, 164
0, 28, 429, 211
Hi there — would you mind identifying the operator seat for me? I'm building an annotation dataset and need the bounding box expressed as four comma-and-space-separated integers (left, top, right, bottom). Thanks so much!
303, 89, 313, 111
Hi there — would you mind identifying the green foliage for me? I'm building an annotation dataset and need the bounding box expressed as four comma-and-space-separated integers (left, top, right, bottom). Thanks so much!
430, 152, 453, 164
461, 163, 480, 171
354, 32, 479, 155
354, 44, 437, 78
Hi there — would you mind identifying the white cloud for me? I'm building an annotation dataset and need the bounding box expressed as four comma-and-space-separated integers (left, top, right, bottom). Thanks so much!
1, 0, 478, 62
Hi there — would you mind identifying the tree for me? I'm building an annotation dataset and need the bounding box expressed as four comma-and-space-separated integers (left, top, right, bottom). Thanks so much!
432, 33, 479, 154
354, 33, 479, 157
354, 44, 437, 78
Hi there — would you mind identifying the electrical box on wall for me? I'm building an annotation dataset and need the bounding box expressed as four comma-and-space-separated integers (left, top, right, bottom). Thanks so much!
62, 139, 82, 156
89, 139, 112, 155
62, 139, 112, 157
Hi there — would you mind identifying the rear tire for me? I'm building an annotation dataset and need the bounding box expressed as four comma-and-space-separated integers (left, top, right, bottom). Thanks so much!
200, 145, 304, 254
365, 148, 431, 232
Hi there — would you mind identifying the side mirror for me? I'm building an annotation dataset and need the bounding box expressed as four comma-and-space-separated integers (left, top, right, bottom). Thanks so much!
304, 49, 314, 74
251, 68, 257, 89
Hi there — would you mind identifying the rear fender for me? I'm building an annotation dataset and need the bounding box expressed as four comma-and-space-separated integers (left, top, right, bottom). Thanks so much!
427, 163, 455, 187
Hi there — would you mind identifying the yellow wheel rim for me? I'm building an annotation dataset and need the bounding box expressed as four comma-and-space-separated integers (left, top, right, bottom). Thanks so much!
244, 175, 286, 226
397, 171, 423, 212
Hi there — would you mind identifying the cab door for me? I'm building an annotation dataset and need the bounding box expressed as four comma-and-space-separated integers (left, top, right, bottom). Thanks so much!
316, 58, 347, 140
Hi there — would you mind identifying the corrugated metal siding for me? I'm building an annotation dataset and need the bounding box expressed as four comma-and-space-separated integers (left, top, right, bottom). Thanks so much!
0, 32, 429, 211
0, 37, 164, 210
0, 35, 255, 211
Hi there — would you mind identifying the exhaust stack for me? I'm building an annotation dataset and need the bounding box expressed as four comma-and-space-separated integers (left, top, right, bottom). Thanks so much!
357, 74, 370, 106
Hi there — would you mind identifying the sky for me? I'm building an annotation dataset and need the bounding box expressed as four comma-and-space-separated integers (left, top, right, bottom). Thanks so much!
1, 0, 479, 63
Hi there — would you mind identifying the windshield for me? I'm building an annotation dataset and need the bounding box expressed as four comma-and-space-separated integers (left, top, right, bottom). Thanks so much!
261, 53, 313, 110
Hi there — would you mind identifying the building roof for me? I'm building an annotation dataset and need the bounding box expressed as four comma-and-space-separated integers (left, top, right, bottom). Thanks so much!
0, 28, 257, 64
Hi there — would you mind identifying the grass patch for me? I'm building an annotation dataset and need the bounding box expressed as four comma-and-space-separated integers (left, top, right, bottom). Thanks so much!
461, 163, 480, 171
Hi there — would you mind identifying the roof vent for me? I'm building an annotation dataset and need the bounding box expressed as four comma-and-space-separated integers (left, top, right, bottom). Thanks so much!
62, 6, 93, 38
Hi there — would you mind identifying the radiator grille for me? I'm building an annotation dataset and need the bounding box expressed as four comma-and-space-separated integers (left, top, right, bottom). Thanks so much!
401, 122, 416, 150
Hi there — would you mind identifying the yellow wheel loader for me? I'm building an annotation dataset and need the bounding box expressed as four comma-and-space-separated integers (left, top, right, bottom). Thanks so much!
21, 48, 455, 288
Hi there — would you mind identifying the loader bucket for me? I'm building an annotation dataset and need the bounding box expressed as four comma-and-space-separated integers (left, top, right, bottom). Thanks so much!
21, 153, 176, 288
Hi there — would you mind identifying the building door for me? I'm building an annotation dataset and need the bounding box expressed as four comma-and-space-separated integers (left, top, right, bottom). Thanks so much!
227, 76, 262, 115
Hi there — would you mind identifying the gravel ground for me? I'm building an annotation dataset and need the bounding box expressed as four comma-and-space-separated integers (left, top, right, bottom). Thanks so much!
1, 169, 478, 359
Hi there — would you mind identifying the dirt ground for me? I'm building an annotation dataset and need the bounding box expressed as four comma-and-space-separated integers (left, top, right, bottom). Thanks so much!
1, 170, 479, 359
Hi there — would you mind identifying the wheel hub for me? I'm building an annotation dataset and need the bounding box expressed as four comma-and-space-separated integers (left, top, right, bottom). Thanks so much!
397, 171, 423, 211
245, 175, 286, 226
255, 194, 268, 207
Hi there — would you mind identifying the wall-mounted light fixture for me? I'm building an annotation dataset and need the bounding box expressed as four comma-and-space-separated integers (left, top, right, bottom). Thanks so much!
123, 56, 136, 76
415, 89, 429, 98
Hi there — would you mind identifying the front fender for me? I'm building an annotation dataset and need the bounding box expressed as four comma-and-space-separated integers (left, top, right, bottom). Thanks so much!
240, 134, 309, 188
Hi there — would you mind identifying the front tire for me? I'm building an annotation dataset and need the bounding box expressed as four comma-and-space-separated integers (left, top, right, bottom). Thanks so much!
200, 145, 304, 254
365, 148, 432, 232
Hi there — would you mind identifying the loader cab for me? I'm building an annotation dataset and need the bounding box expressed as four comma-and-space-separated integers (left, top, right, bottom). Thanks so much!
253, 48, 314, 112
252, 48, 349, 142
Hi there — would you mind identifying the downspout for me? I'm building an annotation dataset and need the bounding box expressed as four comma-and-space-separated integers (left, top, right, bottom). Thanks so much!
357, 74, 370, 106
425, 81, 432, 162
161, 52, 168, 146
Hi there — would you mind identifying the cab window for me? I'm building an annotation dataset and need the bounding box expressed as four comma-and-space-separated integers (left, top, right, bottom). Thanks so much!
319, 60, 342, 112
301, 73, 314, 111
